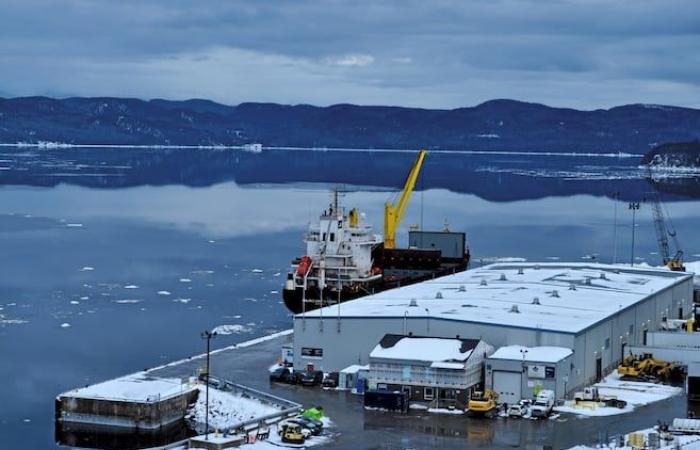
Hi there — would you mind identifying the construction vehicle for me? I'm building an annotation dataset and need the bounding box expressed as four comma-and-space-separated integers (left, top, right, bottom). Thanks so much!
279, 422, 307, 444
573, 387, 627, 409
649, 191, 685, 271
617, 354, 684, 383
383, 149, 427, 249
468, 389, 499, 417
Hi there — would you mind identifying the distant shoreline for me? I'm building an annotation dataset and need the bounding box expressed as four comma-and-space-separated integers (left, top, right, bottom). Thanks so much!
0, 143, 642, 158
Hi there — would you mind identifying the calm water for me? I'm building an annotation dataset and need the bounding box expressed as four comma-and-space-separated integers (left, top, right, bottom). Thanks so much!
0, 147, 699, 449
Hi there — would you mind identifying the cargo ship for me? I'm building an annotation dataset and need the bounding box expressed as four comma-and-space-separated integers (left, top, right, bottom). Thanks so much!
282, 150, 470, 314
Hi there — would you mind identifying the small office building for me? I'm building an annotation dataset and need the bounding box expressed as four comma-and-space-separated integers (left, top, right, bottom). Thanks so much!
368, 334, 493, 408
486, 346, 574, 403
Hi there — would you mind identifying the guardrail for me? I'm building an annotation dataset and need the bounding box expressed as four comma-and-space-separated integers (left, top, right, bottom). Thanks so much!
204, 377, 303, 434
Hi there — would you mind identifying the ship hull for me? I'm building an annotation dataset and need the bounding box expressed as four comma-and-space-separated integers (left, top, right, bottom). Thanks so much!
283, 248, 469, 314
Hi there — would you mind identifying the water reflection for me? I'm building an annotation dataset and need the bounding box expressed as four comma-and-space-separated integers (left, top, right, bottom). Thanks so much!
0, 147, 699, 201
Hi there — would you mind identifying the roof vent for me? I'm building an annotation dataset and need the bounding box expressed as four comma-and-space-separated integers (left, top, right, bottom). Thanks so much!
569, 283, 577, 291
458, 285, 466, 292
480, 279, 488, 286
534, 264, 541, 270
409, 298, 418, 307
518, 267, 524, 275
551, 290, 560, 298
500, 273, 507, 281
600, 273, 608, 280
435, 291, 443, 299
584, 277, 592, 286
532, 297, 540, 305
509, 304, 520, 313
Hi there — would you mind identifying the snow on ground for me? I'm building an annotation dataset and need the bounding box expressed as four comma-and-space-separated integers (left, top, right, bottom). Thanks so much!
427, 407, 465, 415
554, 372, 682, 417
187, 384, 282, 431
566, 427, 700, 449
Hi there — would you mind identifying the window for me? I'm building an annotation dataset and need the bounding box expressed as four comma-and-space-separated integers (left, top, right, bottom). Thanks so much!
377, 383, 387, 390
628, 324, 634, 335
330, 232, 335, 242
604, 338, 610, 350
424, 387, 434, 400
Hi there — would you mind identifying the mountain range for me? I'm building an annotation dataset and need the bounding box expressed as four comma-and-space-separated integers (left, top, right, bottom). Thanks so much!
1, 97, 700, 152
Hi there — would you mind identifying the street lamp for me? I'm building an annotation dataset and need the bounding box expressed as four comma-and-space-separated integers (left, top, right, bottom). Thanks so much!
201, 330, 218, 440
424, 308, 430, 334
628, 202, 640, 267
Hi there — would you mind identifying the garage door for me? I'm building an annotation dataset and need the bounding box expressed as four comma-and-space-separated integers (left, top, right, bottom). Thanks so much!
493, 371, 521, 404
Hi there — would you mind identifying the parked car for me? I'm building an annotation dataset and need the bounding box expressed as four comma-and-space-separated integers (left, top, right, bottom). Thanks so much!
292, 416, 323, 435
530, 390, 555, 418
322, 372, 339, 388
269, 367, 291, 383
300, 370, 324, 386
507, 402, 529, 418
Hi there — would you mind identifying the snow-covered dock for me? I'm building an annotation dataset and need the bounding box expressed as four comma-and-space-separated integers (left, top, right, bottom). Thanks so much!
56, 372, 198, 429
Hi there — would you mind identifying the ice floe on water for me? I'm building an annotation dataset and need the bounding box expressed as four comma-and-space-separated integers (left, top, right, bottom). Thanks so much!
79, 266, 95, 271
212, 324, 252, 335
113, 299, 142, 304
251, 269, 263, 273
70, 300, 80, 305
157, 291, 171, 296
80, 296, 89, 300
65, 223, 83, 228
173, 298, 191, 304
60, 323, 71, 328
179, 278, 192, 283
124, 284, 139, 289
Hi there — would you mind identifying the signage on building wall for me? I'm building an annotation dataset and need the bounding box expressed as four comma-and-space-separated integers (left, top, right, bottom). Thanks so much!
528, 365, 556, 379
301, 347, 323, 358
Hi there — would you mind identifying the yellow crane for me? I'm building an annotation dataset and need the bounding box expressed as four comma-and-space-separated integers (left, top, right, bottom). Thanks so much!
383, 149, 428, 249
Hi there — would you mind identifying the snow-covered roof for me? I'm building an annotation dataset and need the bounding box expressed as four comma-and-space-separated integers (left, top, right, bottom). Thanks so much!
60, 372, 193, 402
430, 361, 466, 370
298, 263, 692, 334
340, 364, 369, 373
489, 345, 573, 363
369, 334, 479, 363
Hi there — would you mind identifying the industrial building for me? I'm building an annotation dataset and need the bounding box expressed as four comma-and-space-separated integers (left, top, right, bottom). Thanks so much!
367, 334, 493, 408
293, 263, 694, 395
486, 346, 573, 403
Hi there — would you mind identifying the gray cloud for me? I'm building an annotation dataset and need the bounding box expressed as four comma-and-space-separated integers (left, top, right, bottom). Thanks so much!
0, 0, 698, 109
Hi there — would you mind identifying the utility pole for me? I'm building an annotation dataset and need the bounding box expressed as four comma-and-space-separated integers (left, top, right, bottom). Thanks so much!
201, 330, 217, 440
628, 202, 640, 267
612, 192, 619, 264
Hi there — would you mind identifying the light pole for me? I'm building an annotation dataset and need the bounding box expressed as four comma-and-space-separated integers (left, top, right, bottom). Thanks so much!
612, 191, 619, 264
201, 330, 218, 440
628, 202, 640, 267
424, 308, 430, 334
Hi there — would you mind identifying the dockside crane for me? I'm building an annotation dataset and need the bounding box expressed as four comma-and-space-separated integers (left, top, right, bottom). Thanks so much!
649, 193, 685, 271
383, 149, 428, 249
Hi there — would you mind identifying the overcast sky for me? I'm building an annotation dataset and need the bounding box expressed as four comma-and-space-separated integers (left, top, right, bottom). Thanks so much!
1, 0, 699, 109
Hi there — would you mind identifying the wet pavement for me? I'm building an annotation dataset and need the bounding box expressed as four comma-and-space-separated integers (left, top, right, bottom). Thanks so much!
150, 333, 691, 450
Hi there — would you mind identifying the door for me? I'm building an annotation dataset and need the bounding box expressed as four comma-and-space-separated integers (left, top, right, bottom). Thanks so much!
493, 371, 521, 404
621, 342, 627, 358
595, 357, 602, 382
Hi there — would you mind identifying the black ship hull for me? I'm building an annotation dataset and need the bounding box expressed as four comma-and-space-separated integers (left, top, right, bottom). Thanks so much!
283, 245, 470, 314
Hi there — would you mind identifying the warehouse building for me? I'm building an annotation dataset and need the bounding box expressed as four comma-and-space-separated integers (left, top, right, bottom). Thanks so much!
293, 263, 694, 394
367, 334, 493, 408
486, 346, 573, 403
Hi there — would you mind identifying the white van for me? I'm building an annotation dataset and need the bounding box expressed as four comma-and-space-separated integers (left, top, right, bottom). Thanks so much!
530, 390, 555, 418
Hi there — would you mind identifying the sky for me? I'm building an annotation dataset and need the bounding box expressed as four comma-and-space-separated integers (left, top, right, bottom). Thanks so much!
0, 0, 699, 110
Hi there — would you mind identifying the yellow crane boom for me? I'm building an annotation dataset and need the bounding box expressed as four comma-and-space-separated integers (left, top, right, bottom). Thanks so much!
383, 149, 428, 249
